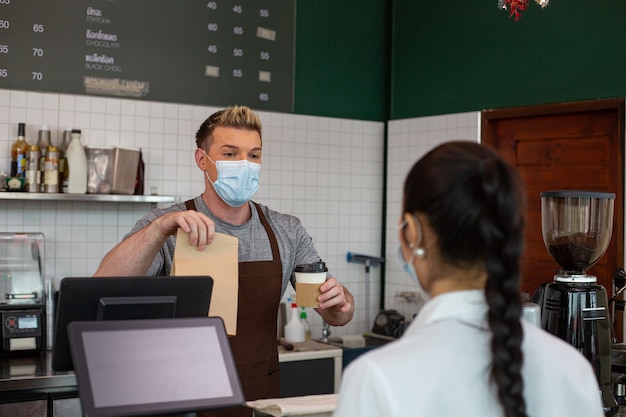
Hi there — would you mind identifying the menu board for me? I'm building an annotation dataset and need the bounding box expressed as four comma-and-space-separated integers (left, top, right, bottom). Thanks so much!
0, 0, 295, 112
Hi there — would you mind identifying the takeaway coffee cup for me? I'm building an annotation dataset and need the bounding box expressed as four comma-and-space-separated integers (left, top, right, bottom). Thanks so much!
294, 261, 328, 307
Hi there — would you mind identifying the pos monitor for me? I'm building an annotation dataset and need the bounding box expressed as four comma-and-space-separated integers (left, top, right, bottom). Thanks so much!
67, 317, 244, 417
52, 276, 213, 372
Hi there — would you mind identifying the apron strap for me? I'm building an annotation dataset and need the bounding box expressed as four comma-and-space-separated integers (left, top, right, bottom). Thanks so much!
251, 202, 280, 261
185, 199, 196, 211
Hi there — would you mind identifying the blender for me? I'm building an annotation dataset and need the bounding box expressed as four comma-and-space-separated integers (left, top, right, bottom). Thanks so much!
0, 233, 46, 355
539, 190, 618, 415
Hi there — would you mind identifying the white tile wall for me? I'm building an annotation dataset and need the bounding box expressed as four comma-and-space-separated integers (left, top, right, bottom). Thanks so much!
0, 88, 384, 339
384, 112, 481, 317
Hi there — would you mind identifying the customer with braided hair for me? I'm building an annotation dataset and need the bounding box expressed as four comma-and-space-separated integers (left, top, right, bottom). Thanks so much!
333, 141, 603, 417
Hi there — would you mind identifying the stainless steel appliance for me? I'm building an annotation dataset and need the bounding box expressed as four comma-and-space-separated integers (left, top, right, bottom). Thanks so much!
372, 309, 405, 338
0, 233, 45, 355
539, 191, 618, 415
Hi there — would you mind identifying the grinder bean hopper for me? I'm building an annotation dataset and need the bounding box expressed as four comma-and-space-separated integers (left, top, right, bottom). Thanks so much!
539, 190, 618, 416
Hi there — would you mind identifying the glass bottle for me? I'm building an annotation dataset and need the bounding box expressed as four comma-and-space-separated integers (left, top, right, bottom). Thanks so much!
58, 130, 71, 192
44, 146, 60, 193
36, 125, 52, 192
10, 122, 29, 178
25, 145, 41, 192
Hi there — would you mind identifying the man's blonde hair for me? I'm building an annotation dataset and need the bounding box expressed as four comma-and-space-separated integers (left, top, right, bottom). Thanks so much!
195, 105, 262, 149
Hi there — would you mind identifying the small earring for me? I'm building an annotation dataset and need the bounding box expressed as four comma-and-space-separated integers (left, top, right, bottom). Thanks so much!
414, 247, 426, 258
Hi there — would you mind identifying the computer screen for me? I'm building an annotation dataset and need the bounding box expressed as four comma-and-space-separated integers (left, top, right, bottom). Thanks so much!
68, 317, 244, 417
52, 276, 213, 372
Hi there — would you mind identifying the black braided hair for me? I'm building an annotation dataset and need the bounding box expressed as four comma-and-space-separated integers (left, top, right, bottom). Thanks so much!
403, 141, 527, 417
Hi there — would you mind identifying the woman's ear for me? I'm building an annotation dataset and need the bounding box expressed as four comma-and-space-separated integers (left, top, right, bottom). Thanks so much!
402, 212, 422, 249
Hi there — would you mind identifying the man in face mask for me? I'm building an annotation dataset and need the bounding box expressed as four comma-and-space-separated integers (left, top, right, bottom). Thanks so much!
94, 106, 354, 416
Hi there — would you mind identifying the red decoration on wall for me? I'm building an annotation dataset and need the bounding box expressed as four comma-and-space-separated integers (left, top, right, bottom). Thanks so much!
498, 0, 549, 21
505, 0, 529, 21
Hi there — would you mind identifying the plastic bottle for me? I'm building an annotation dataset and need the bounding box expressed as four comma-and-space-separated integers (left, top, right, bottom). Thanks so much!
36, 126, 52, 192
64, 129, 87, 194
300, 307, 311, 341
521, 292, 541, 327
10, 122, 29, 178
284, 298, 305, 343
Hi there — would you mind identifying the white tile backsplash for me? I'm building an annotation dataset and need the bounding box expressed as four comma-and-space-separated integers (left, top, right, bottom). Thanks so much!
0, 88, 384, 338
384, 112, 480, 312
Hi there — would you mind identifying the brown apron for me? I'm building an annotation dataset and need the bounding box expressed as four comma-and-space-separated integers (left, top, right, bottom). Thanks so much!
185, 200, 283, 417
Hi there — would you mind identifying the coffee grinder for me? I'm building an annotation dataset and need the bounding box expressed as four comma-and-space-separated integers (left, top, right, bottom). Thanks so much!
539, 190, 618, 415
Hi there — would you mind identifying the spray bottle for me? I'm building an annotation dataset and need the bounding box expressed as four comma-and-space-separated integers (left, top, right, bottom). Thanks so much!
300, 307, 311, 341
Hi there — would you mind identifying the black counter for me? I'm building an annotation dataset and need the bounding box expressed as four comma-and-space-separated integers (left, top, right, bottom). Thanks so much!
0, 352, 78, 417
0, 351, 76, 397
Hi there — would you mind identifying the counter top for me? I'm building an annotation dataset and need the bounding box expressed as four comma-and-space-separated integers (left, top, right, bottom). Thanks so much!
278, 340, 342, 362
0, 352, 76, 394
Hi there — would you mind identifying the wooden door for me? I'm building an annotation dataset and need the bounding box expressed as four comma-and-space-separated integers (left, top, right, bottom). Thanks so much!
481, 99, 624, 301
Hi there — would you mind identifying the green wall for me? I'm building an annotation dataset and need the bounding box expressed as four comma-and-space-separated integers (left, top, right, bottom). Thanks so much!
294, 1, 391, 121
391, 0, 626, 119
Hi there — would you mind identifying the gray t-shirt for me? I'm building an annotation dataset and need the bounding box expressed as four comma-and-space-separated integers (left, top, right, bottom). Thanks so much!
126, 196, 324, 298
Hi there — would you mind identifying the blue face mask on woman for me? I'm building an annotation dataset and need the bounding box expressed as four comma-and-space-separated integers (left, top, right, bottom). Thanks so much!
204, 151, 261, 207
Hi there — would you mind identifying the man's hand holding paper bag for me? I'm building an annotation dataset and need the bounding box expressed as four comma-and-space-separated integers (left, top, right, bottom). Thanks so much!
172, 228, 239, 335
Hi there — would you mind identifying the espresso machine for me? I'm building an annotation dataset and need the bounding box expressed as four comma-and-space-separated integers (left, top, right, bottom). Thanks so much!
539, 190, 618, 415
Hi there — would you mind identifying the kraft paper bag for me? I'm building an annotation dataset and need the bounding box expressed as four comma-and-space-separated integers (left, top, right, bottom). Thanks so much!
171, 228, 238, 335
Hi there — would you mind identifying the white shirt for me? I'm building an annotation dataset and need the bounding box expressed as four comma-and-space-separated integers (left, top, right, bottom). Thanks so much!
334, 290, 604, 417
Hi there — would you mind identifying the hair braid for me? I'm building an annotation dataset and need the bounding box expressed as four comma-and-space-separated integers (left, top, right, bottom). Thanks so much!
480, 158, 527, 417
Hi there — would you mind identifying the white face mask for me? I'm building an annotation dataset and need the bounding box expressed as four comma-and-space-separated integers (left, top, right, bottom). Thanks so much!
397, 219, 431, 302
203, 150, 261, 207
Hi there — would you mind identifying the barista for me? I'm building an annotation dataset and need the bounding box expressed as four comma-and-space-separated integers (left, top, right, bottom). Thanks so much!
94, 106, 354, 416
